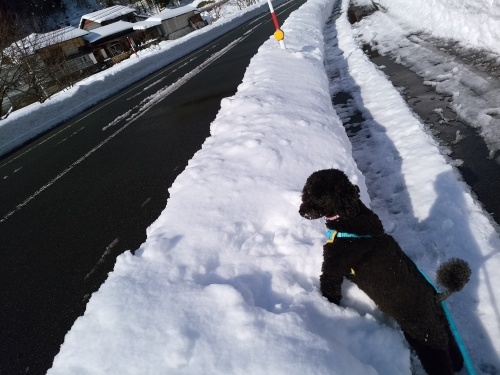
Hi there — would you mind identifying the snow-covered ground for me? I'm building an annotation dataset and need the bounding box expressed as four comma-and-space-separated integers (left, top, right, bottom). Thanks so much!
376, 0, 500, 57
353, 0, 500, 161
5, 0, 500, 373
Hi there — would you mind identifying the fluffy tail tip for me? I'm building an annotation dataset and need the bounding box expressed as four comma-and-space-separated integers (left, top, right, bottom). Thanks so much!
437, 258, 471, 294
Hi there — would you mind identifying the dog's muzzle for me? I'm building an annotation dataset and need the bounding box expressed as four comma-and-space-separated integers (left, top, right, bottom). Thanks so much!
299, 204, 323, 220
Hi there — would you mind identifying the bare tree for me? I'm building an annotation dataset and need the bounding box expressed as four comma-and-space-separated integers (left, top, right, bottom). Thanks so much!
1, 21, 89, 114
0, 11, 27, 116
0, 5, 103, 116
8, 34, 54, 104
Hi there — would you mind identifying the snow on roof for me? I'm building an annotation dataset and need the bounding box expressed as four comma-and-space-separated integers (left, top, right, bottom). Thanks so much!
42, 27, 89, 43
80, 5, 136, 26
83, 21, 135, 44
8, 26, 88, 56
132, 20, 161, 30
147, 5, 197, 22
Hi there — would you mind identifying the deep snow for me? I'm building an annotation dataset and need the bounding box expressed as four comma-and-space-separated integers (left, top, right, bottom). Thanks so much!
2, 0, 499, 373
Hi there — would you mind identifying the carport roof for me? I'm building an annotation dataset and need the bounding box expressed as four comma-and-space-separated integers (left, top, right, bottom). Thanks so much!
83, 21, 135, 44
133, 20, 162, 30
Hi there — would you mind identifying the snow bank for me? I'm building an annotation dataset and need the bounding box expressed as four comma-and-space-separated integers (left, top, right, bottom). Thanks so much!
353, 8, 500, 159
376, 0, 500, 54
48, 0, 411, 374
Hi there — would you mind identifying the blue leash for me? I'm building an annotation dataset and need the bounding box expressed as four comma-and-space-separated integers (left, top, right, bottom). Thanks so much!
325, 229, 477, 375
416, 265, 477, 375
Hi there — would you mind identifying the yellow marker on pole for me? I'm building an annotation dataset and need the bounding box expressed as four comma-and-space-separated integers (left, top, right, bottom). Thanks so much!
266, 0, 286, 49
274, 29, 285, 41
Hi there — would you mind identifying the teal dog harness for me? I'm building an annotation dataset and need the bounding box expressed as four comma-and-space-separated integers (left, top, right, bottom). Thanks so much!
325, 229, 372, 243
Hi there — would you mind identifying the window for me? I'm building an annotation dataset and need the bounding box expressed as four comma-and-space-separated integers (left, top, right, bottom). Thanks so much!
108, 43, 123, 57
64, 54, 95, 74
62, 43, 78, 57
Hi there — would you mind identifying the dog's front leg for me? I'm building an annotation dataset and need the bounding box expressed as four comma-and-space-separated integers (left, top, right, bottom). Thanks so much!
319, 272, 343, 305
319, 246, 346, 305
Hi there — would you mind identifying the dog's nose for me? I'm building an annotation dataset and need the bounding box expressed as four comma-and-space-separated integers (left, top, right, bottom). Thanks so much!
299, 204, 319, 220
299, 204, 309, 218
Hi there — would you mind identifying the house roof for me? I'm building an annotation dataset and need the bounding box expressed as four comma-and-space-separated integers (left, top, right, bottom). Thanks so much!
41, 27, 89, 44
132, 20, 162, 30
7, 26, 88, 57
79, 5, 136, 28
83, 21, 135, 44
147, 5, 198, 22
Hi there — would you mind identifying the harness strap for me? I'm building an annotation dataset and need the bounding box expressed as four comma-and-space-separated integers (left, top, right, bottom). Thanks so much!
325, 229, 372, 243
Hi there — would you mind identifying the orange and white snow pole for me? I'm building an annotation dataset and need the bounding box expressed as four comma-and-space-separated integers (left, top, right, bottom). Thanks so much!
266, 0, 286, 49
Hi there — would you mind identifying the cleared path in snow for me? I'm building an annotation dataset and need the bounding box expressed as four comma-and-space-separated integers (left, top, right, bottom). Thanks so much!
325, 3, 500, 373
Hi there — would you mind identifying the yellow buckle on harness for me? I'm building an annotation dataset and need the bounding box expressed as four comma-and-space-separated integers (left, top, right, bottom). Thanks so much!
325, 230, 338, 243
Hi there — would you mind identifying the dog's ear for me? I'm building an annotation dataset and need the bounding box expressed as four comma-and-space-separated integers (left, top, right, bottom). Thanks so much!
349, 183, 360, 197
332, 169, 359, 199
336, 179, 362, 217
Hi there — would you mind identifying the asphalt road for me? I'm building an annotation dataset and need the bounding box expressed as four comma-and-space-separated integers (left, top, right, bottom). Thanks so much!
0, 1, 305, 374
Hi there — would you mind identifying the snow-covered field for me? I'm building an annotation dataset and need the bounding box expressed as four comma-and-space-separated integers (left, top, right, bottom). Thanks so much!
5, 0, 500, 373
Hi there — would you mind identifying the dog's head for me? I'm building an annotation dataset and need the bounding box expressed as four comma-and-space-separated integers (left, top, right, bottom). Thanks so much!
299, 169, 361, 220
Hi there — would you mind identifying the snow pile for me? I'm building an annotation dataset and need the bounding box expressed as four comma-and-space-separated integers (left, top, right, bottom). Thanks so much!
376, 0, 500, 55
46, 0, 500, 373
48, 0, 414, 373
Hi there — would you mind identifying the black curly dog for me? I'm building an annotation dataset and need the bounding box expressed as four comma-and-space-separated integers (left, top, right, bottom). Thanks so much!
299, 169, 471, 375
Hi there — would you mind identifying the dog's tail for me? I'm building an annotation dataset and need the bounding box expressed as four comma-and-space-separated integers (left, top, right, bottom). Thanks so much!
436, 258, 471, 302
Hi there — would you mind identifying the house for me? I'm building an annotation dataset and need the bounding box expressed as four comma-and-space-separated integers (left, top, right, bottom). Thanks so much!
81, 5, 206, 64
79, 5, 138, 31
35, 27, 98, 75
132, 20, 163, 46
83, 21, 145, 64
8, 27, 96, 70
2, 26, 98, 111
146, 5, 206, 40
7, 26, 98, 83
